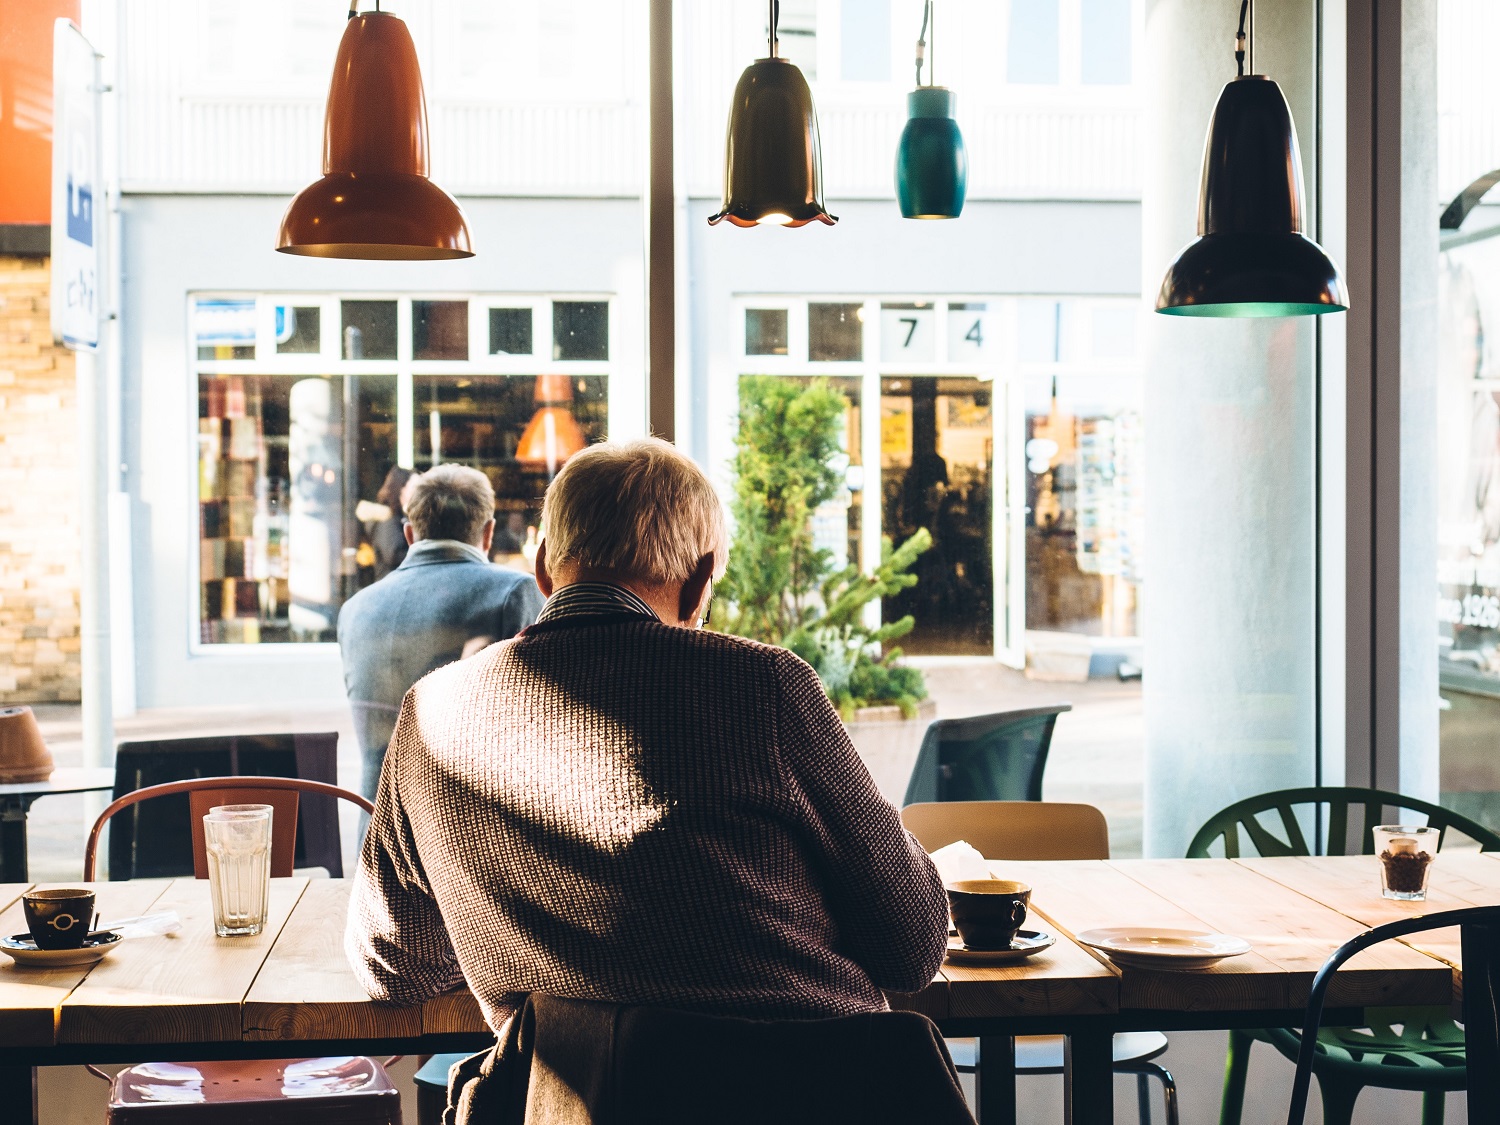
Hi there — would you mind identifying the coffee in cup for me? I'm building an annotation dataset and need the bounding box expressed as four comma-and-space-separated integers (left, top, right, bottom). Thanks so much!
23, 888, 95, 950
946, 879, 1031, 951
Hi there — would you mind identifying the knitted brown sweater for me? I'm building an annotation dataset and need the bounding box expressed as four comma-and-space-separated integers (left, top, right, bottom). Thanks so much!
345, 612, 949, 1027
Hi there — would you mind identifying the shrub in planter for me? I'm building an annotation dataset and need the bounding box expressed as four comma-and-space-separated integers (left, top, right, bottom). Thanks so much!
715, 375, 931, 719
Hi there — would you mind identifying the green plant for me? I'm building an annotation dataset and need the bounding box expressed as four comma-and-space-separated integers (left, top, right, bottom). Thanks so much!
716, 375, 932, 718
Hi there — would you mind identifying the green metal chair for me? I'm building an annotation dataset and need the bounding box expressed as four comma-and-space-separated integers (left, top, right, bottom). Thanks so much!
1187, 786, 1500, 1125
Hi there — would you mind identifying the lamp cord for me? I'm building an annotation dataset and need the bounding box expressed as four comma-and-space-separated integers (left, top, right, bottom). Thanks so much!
1235, 0, 1249, 76
915, 0, 933, 87
769, 0, 779, 58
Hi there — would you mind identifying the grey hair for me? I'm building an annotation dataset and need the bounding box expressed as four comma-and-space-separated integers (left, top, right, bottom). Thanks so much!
403, 464, 495, 545
541, 439, 728, 586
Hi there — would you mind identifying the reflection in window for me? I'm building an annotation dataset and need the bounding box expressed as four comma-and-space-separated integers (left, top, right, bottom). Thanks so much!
1007, 0, 1060, 84
413, 300, 469, 361
415, 375, 608, 565
1081, 0, 1133, 85
341, 300, 398, 360
1025, 375, 1142, 638
880, 377, 993, 655
553, 301, 609, 361
809, 302, 863, 362
746, 308, 789, 355
195, 298, 256, 361
275, 306, 320, 354
489, 308, 534, 356
197, 373, 397, 644
841, 0, 891, 82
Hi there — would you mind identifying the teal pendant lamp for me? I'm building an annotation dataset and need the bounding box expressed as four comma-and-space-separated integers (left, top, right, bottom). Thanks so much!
708, 0, 836, 227
1156, 0, 1347, 317
896, 1, 966, 219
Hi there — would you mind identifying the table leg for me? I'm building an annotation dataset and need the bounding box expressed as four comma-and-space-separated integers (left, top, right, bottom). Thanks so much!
1064, 1030, 1113, 1125
972, 1035, 1016, 1125
0, 1065, 37, 1125
0, 796, 29, 884
1462, 921, 1500, 1125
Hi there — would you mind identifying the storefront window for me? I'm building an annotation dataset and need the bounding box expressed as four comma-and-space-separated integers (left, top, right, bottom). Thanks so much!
414, 374, 609, 567
193, 293, 613, 645
197, 372, 396, 644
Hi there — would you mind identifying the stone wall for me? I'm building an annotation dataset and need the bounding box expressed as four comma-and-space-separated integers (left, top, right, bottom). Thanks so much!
0, 255, 80, 702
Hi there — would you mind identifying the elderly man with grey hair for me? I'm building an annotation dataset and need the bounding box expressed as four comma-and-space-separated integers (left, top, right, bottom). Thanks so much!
337, 463, 544, 801
346, 439, 947, 1028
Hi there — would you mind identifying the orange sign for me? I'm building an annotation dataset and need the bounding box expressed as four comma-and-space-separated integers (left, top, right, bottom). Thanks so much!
0, 1, 82, 225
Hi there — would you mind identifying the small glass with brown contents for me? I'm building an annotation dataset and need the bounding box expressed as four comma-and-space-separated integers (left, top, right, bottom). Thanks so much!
1373, 825, 1439, 901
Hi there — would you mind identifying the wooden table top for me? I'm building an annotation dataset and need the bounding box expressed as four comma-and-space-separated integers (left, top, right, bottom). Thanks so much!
0, 855, 1494, 1051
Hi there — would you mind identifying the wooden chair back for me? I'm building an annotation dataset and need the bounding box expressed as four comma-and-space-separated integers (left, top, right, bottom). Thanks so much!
902, 800, 1111, 860
84, 775, 374, 881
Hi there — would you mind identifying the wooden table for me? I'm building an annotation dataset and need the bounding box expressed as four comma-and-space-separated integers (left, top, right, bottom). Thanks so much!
0, 858, 1494, 1125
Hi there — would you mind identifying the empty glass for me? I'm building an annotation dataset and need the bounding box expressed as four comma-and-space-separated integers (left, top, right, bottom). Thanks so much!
204, 804, 273, 936
1374, 824, 1439, 901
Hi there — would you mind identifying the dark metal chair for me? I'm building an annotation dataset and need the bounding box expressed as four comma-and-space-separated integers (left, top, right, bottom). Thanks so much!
1190, 787, 1500, 1125
109, 732, 347, 878
902, 704, 1070, 806
1286, 906, 1500, 1125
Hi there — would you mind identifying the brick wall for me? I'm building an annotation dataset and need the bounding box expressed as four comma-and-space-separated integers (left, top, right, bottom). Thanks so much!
0, 255, 80, 702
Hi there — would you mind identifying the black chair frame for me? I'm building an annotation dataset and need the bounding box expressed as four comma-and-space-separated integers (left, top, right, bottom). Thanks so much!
1286, 906, 1500, 1125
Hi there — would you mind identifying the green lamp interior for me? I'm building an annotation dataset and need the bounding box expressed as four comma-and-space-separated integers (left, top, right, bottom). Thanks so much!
1159, 301, 1348, 318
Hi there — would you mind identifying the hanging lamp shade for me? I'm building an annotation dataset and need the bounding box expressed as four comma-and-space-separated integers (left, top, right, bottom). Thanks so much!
277, 10, 472, 260
708, 57, 836, 228
515, 375, 587, 476
1156, 76, 1346, 317
896, 87, 966, 219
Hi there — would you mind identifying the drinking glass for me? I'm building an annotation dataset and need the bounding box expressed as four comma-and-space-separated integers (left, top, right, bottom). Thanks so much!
1373, 824, 1439, 901
203, 804, 273, 936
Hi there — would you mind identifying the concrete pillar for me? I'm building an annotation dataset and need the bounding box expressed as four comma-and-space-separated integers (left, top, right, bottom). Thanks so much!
1141, 0, 1322, 857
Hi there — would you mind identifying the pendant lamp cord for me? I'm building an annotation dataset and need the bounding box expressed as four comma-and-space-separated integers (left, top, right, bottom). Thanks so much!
769, 0, 779, 58
1235, 0, 1250, 76
915, 0, 933, 87
347, 0, 379, 18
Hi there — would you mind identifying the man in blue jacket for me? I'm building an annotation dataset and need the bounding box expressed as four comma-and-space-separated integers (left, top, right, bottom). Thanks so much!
338, 463, 544, 801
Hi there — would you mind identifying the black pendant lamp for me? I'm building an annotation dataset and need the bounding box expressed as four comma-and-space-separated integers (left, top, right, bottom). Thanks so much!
708, 0, 836, 227
895, 1, 967, 219
1156, 0, 1346, 317
278, 2, 472, 260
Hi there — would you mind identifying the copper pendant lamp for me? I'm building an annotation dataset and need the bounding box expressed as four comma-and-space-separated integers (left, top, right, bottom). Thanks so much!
516, 375, 588, 478
708, 0, 836, 228
1156, 0, 1346, 317
278, 3, 473, 260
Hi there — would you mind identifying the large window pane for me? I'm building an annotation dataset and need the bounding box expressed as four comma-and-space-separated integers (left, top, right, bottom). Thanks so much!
1081, 0, 1132, 85
840, 0, 890, 82
197, 373, 396, 644
1007, 0, 1060, 85
414, 375, 608, 565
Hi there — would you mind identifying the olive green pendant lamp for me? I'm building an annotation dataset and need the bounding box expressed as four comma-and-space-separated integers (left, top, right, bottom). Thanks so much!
278, 1, 473, 260
708, 0, 836, 227
1156, 0, 1346, 317
895, 1, 966, 220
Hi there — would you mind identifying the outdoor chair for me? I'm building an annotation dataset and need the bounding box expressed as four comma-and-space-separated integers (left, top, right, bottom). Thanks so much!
109, 732, 345, 878
1284, 906, 1500, 1125
902, 704, 1071, 807
1189, 786, 1500, 1125
85, 774, 400, 1125
902, 800, 1178, 1125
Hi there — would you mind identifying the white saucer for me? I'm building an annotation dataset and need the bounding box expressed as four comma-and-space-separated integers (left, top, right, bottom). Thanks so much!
945, 929, 1056, 965
0, 931, 121, 968
1076, 927, 1251, 971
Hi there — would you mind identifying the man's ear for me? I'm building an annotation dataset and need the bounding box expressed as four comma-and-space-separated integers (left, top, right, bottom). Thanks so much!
480, 518, 495, 554
403, 522, 416, 546
678, 553, 715, 626
535, 539, 554, 597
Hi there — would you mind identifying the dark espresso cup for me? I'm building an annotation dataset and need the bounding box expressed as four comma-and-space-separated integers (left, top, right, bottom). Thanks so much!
947, 879, 1031, 951
23, 888, 95, 950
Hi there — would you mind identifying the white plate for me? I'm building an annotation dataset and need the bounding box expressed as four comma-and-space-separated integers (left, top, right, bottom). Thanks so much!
945, 929, 1056, 966
1076, 927, 1251, 971
0, 931, 121, 968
